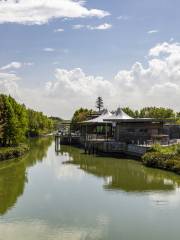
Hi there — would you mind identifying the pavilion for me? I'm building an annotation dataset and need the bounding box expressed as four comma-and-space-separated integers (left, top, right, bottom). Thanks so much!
80, 109, 113, 141
104, 108, 168, 145
80, 107, 168, 145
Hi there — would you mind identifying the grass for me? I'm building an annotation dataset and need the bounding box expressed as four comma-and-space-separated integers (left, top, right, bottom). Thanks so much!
0, 144, 29, 161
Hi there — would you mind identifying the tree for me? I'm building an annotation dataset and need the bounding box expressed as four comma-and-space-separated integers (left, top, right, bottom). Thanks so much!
72, 108, 94, 123
0, 94, 55, 145
122, 107, 136, 118
96, 97, 104, 112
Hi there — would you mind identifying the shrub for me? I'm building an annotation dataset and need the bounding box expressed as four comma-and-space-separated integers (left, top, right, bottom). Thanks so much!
175, 144, 180, 155
142, 151, 180, 174
150, 144, 162, 153
0, 144, 29, 161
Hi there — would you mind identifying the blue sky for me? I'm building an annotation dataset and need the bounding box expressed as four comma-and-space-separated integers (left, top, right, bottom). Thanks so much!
0, 0, 180, 118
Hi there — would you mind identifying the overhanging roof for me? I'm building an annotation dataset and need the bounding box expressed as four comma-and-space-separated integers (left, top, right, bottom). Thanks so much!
105, 107, 133, 121
104, 118, 164, 123
82, 109, 112, 124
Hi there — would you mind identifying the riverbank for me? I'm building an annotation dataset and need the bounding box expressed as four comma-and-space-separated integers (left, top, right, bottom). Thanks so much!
142, 144, 180, 174
0, 144, 29, 162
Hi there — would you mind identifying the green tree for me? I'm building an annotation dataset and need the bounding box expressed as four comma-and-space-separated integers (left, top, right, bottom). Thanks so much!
122, 107, 136, 118
72, 108, 94, 124
0, 94, 55, 146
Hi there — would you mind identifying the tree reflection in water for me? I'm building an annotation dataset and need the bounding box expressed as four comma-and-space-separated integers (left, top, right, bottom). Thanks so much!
0, 137, 53, 215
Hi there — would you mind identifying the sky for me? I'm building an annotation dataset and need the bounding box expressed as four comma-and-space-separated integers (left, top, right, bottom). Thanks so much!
0, 0, 180, 119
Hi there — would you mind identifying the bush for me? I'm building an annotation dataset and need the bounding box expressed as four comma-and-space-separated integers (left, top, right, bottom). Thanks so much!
175, 144, 180, 154
150, 144, 162, 153
0, 144, 29, 161
142, 151, 180, 174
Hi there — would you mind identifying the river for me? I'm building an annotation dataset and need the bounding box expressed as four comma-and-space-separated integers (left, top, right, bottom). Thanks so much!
0, 137, 180, 240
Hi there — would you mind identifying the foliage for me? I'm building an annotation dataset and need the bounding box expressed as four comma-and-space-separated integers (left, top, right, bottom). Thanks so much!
123, 106, 175, 119
96, 96, 104, 112
27, 109, 54, 137
122, 107, 139, 118
0, 144, 29, 161
71, 108, 94, 123
149, 144, 180, 154
0, 94, 55, 146
142, 144, 180, 174
49, 116, 63, 131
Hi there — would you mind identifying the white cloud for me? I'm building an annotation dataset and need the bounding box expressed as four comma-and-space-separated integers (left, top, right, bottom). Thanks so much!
148, 29, 159, 34
0, 71, 20, 97
44, 42, 180, 116
54, 28, 64, 33
45, 68, 114, 99
87, 23, 112, 30
0, 61, 34, 70
1, 62, 22, 70
43, 48, 55, 52
73, 23, 112, 31
1, 42, 180, 119
0, 0, 110, 25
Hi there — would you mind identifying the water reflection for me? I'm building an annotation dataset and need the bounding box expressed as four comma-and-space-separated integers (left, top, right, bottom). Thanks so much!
0, 137, 53, 215
61, 146, 180, 193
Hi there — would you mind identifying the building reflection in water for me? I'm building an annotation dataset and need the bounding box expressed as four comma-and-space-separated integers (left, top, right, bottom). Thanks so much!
61, 146, 180, 193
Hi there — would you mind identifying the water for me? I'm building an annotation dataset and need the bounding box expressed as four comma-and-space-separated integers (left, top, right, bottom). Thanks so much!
0, 137, 180, 240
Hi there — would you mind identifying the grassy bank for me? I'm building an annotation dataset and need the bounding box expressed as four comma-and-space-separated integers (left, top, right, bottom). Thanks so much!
0, 144, 29, 162
142, 144, 180, 174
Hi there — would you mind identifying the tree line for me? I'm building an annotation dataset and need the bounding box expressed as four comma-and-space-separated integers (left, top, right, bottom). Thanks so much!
122, 107, 178, 119
72, 106, 180, 124
0, 94, 55, 146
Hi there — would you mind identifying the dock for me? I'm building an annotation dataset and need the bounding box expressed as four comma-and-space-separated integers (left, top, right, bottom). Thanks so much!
55, 134, 148, 158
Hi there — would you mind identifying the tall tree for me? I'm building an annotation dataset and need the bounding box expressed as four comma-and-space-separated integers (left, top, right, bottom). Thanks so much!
96, 97, 104, 112
0, 94, 55, 146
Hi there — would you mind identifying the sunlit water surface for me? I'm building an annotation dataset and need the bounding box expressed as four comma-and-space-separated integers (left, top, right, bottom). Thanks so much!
0, 137, 180, 240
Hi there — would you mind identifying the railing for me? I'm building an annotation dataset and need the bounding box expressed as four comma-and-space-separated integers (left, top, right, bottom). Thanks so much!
127, 144, 147, 155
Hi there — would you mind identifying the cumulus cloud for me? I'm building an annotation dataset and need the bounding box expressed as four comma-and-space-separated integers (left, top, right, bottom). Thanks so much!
45, 68, 114, 100
44, 42, 180, 116
1, 42, 180, 118
114, 42, 180, 108
0, 0, 110, 25
0, 71, 20, 97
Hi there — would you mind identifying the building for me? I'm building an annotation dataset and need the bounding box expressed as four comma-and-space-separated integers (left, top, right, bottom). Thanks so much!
80, 109, 113, 141
104, 108, 168, 145
79, 108, 168, 145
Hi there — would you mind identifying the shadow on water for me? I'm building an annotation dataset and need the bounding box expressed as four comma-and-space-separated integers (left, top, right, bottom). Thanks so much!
0, 137, 53, 216
59, 145, 180, 193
